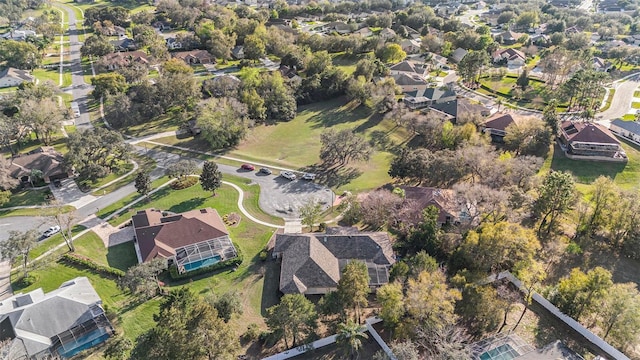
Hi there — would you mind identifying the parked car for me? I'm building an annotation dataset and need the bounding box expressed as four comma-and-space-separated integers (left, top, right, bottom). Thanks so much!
281, 171, 296, 180
302, 173, 316, 180
43, 225, 61, 238
259, 167, 272, 175
240, 164, 255, 171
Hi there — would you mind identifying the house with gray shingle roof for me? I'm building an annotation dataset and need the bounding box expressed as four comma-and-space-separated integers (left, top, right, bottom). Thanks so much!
0, 277, 112, 359
0, 67, 35, 88
610, 119, 640, 144
273, 228, 395, 295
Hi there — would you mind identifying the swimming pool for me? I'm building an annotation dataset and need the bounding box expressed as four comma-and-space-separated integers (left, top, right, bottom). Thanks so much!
183, 255, 222, 272
479, 344, 521, 360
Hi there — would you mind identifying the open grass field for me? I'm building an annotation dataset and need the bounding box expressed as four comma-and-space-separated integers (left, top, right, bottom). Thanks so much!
226, 97, 411, 193
479, 74, 572, 111
539, 140, 640, 193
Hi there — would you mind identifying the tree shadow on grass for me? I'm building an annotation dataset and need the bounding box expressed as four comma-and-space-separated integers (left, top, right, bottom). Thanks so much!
549, 143, 626, 184
168, 197, 206, 213
306, 101, 373, 129
106, 241, 138, 272
260, 259, 281, 317
299, 164, 362, 189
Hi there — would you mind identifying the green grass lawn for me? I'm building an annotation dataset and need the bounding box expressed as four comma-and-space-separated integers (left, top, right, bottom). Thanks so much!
623, 114, 636, 120
634, 90, 640, 98
123, 113, 181, 137
29, 224, 86, 260
632, 102, 640, 109
480, 75, 572, 111
79, 161, 134, 191
91, 154, 155, 196
540, 141, 640, 192
0, 188, 52, 208
74, 231, 138, 271
600, 89, 616, 111
227, 97, 411, 192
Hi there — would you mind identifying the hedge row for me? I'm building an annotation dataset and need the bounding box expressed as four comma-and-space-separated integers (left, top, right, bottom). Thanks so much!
61, 253, 125, 278
169, 242, 243, 280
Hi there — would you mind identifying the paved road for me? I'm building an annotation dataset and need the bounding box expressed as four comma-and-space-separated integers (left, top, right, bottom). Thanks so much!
457, 8, 485, 28
54, 2, 93, 130
0, 217, 53, 242
598, 75, 640, 121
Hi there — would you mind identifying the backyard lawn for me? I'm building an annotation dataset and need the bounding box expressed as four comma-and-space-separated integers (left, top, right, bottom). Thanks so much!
74, 231, 138, 271
479, 74, 572, 111
540, 140, 640, 192
0, 188, 52, 208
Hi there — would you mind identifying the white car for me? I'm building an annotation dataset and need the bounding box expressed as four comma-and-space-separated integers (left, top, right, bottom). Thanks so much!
281, 171, 296, 180
43, 225, 61, 238
302, 173, 316, 181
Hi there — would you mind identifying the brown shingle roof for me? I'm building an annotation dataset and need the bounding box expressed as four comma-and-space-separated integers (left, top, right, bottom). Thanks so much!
9, 148, 66, 180
560, 121, 620, 145
133, 208, 229, 263
401, 186, 459, 224
274, 228, 395, 294
483, 112, 518, 131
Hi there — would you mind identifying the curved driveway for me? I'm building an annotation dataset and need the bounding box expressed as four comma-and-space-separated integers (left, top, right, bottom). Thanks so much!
598, 74, 640, 121
144, 147, 335, 220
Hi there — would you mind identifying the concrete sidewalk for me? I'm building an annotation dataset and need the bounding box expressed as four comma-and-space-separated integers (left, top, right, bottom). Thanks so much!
0, 261, 13, 300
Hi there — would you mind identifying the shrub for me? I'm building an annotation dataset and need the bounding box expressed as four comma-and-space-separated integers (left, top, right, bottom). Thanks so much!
61, 253, 125, 278
17, 274, 38, 287
170, 176, 198, 190
242, 323, 261, 342
168, 242, 243, 280
259, 249, 268, 261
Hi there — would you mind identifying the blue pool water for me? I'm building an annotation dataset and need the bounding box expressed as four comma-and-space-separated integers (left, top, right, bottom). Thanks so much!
183, 255, 222, 271
480, 344, 520, 360
57, 329, 110, 358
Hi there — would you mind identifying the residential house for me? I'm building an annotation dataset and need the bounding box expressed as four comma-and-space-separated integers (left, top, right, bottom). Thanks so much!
564, 26, 581, 35
401, 186, 472, 225
450, 47, 468, 63
166, 37, 182, 50
0, 29, 36, 41
152, 21, 172, 32
0, 277, 113, 359
171, 50, 213, 64
497, 30, 523, 45
492, 48, 526, 68
321, 21, 353, 34
610, 119, 640, 144
403, 87, 456, 109
132, 208, 238, 273
558, 120, 627, 161
102, 51, 150, 70
354, 26, 373, 37
0, 67, 35, 88
396, 25, 421, 39
389, 60, 427, 77
429, 53, 449, 69
393, 73, 429, 94
592, 57, 612, 72
231, 45, 245, 60
9, 147, 72, 184
279, 65, 301, 81
109, 25, 126, 37
379, 27, 397, 40
429, 97, 490, 123
110, 38, 137, 52
479, 112, 521, 142
272, 227, 395, 295
400, 39, 422, 54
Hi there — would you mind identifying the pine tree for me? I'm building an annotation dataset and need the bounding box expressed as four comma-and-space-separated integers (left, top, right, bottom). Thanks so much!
134, 171, 152, 199
200, 161, 222, 196
516, 69, 530, 90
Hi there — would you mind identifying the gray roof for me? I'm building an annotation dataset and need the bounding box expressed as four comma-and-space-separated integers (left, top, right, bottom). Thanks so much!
274, 228, 395, 294
392, 73, 428, 86
611, 119, 640, 135
423, 88, 456, 101
0, 67, 35, 82
0, 277, 103, 357
451, 48, 468, 62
